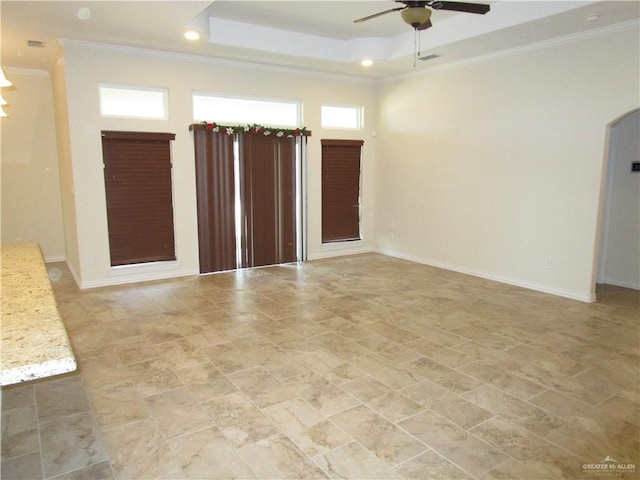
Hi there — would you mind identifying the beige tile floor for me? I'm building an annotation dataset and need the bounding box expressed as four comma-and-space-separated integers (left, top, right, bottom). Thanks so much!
1, 253, 639, 479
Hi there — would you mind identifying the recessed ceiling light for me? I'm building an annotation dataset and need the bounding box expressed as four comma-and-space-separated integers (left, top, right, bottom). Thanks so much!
184, 31, 200, 41
361, 59, 373, 67
76, 7, 91, 20
586, 14, 600, 22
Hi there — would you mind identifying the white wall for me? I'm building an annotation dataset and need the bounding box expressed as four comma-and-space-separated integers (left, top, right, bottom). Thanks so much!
57, 43, 377, 288
0, 68, 66, 261
598, 109, 640, 289
375, 25, 640, 301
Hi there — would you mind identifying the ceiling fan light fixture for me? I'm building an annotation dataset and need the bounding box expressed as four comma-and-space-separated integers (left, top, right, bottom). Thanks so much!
401, 7, 432, 28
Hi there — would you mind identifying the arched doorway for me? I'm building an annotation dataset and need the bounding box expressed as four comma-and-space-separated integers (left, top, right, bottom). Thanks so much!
596, 108, 640, 294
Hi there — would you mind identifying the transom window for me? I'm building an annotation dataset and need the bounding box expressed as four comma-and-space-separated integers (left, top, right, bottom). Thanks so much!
193, 93, 300, 127
321, 104, 363, 130
99, 84, 168, 119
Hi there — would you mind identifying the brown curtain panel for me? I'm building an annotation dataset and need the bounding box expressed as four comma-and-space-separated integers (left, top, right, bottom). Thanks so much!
239, 134, 297, 268
321, 139, 364, 243
102, 131, 176, 266
192, 126, 238, 273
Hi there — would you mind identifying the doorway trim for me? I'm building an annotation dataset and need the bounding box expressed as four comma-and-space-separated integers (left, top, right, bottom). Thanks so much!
593, 107, 640, 298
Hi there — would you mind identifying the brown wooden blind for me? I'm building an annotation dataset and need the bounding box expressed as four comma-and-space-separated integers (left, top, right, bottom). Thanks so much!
102, 131, 176, 266
321, 139, 363, 243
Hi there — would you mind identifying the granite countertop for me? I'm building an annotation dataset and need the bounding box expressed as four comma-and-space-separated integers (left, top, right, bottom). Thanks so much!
1, 243, 77, 386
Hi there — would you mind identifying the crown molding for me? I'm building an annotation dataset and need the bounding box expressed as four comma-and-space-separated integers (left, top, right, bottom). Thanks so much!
4, 66, 51, 78
386, 18, 640, 83
58, 39, 377, 85
54, 17, 640, 85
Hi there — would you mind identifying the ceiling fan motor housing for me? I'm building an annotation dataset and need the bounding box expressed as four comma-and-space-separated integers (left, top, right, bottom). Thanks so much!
355, 0, 490, 29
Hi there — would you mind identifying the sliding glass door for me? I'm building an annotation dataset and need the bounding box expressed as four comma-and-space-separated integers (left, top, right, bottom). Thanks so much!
191, 125, 307, 273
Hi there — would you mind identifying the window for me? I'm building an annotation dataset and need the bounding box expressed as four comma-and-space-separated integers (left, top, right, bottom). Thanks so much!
99, 84, 168, 119
321, 104, 362, 129
321, 139, 363, 243
193, 93, 300, 127
101, 131, 176, 266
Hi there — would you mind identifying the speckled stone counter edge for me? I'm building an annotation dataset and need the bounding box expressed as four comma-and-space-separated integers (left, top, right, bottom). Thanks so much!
1, 243, 77, 386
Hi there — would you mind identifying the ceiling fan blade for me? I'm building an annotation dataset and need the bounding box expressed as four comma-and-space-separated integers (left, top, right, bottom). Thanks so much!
417, 19, 433, 30
354, 7, 405, 23
430, 1, 490, 14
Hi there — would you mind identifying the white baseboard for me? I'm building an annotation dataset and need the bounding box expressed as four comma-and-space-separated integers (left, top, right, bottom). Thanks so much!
376, 248, 596, 303
56, 247, 602, 302
600, 277, 640, 291
44, 255, 66, 263
308, 245, 374, 261
79, 263, 198, 289
65, 260, 82, 288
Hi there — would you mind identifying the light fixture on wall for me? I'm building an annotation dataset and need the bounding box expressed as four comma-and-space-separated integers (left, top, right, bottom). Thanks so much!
0, 68, 10, 118
0, 68, 12, 87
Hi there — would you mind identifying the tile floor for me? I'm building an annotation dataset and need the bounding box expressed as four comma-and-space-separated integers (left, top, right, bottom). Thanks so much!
1, 253, 638, 479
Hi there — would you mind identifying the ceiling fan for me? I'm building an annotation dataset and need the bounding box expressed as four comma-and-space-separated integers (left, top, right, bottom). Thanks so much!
354, 0, 490, 31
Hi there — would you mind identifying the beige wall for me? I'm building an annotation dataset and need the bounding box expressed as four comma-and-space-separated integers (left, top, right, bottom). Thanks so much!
1, 69, 66, 261
57, 43, 377, 287
5, 25, 637, 299
375, 26, 640, 301
50, 46, 81, 278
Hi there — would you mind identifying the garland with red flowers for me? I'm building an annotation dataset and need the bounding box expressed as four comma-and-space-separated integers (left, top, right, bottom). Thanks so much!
201, 121, 310, 137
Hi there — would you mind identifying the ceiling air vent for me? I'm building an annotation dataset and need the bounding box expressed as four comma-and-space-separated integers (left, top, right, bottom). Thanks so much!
419, 54, 440, 62
27, 40, 46, 48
